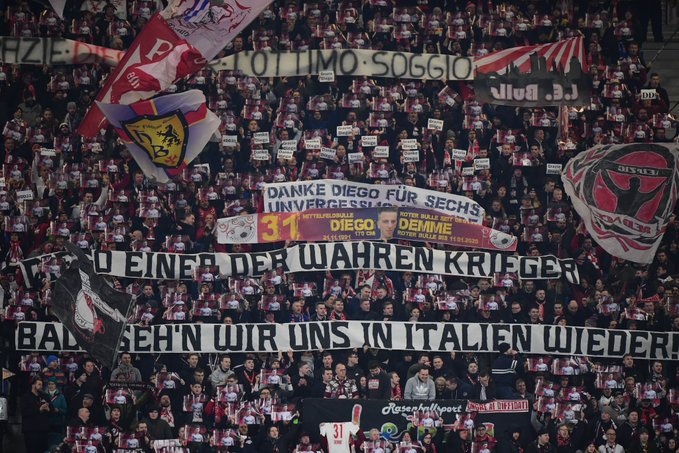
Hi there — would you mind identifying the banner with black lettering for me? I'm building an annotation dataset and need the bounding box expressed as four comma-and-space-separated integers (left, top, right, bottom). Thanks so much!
474, 37, 588, 107
0, 37, 123, 65
302, 398, 530, 444
17, 322, 679, 360
217, 208, 517, 251
263, 180, 485, 224
81, 242, 578, 282
209, 49, 474, 80
562, 143, 679, 264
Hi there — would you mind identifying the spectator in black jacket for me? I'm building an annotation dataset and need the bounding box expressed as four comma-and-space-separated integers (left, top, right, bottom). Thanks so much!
21, 377, 52, 453
491, 344, 520, 399
365, 362, 392, 399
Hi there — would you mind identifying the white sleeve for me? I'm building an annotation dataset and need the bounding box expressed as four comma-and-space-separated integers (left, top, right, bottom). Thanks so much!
348, 422, 360, 435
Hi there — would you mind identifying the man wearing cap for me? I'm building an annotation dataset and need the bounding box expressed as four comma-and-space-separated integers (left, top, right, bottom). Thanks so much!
143, 404, 173, 440
525, 428, 556, 453
491, 343, 521, 399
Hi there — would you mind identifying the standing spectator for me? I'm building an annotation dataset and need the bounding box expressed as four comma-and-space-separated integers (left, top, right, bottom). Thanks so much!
365, 362, 391, 399
21, 377, 52, 453
598, 429, 625, 453
491, 344, 520, 398
404, 366, 435, 400
110, 352, 142, 383
526, 429, 556, 453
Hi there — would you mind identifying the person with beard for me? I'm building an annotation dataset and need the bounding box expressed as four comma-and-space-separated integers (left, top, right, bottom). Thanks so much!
21, 377, 52, 453
365, 362, 392, 399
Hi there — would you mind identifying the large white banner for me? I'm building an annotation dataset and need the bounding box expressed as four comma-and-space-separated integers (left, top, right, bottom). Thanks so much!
209, 49, 474, 80
17, 321, 679, 360
83, 242, 578, 283
263, 180, 485, 224
0, 37, 123, 65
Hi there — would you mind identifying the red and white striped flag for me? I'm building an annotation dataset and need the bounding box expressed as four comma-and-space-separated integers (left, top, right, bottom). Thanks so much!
78, 0, 273, 137
475, 36, 586, 75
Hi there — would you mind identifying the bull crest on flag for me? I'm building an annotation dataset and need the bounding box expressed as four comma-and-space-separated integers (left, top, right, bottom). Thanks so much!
121, 110, 188, 168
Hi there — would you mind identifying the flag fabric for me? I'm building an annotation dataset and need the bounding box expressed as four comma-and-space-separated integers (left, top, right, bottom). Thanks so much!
475, 36, 585, 75
97, 90, 220, 182
562, 143, 679, 264
52, 243, 134, 368
78, 0, 273, 137
48, 0, 67, 19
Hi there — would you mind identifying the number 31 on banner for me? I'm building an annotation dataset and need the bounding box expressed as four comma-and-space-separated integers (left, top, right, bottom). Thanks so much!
260, 214, 299, 242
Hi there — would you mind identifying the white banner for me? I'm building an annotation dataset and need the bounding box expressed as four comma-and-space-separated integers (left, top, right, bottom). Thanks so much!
16, 321, 677, 359
263, 180, 485, 223
82, 242, 578, 282
209, 49, 474, 80
0, 37, 123, 65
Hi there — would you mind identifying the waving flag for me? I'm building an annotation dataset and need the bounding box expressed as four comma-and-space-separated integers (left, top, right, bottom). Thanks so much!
475, 37, 585, 75
473, 37, 588, 107
562, 143, 679, 263
78, 0, 273, 137
52, 243, 133, 368
97, 90, 219, 182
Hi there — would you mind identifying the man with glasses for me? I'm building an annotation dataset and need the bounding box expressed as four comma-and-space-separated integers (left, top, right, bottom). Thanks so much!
599, 430, 625, 453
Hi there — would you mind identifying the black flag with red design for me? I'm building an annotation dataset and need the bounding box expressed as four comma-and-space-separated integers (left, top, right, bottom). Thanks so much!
52, 243, 133, 368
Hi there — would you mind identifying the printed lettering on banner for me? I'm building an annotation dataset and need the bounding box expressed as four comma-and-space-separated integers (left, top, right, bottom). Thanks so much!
373, 146, 389, 158
336, 125, 354, 136
348, 152, 364, 164
474, 158, 490, 170
641, 89, 658, 100
462, 166, 475, 176
253, 132, 270, 144
253, 150, 270, 161
546, 163, 563, 174
277, 148, 294, 160
40, 148, 57, 157
452, 149, 467, 160
402, 150, 420, 162
222, 135, 238, 147
18, 321, 679, 360
401, 139, 418, 150
428, 118, 444, 131
320, 147, 337, 160
361, 135, 378, 147
318, 70, 335, 82
280, 140, 297, 149
305, 138, 321, 149
16, 190, 34, 202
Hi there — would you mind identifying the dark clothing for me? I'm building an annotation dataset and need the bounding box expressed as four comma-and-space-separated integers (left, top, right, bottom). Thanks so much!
365, 371, 392, 399
525, 440, 557, 453
144, 417, 174, 440
21, 391, 51, 453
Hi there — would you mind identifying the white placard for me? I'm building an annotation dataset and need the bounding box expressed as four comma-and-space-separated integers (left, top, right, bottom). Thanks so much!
305, 138, 321, 149
319, 70, 335, 82
277, 148, 294, 160
253, 132, 270, 144
640, 89, 657, 100
253, 150, 270, 160
546, 163, 563, 175
280, 140, 297, 149
373, 146, 389, 158
320, 147, 337, 160
16, 190, 34, 201
222, 135, 238, 147
452, 149, 467, 160
474, 158, 490, 170
361, 135, 378, 147
401, 139, 418, 150
348, 152, 364, 164
402, 150, 420, 162
40, 148, 57, 156
428, 118, 444, 131
336, 125, 353, 136
462, 166, 475, 176
0, 177, 5, 187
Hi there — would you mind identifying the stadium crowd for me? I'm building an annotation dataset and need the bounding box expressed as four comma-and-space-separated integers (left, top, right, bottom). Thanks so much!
0, 0, 678, 452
